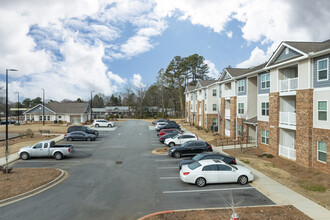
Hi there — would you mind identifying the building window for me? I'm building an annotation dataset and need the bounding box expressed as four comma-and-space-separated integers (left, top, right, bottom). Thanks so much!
212, 118, 217, 126
238, 79, 245, 92
261, 130, 269, 145
204, 89, 207, 99
212, 104, 217, 111
205, 104, 207, 111
318, 101, 327, 121
285, 48, 289, 55
261, 73, 270, 89
262, 102, 269, 116
317, 58, 328, 81
47, 116, 50, 121
58, 115, 62, 119
317, 141, 327, 163
219, 85, 222, 97
44, 116, 46, 120
212, 89, 217, 96
191, 93, 193, 99
39, 116, 42, 121
238, 125, 243, 136
238, 103, 244, 114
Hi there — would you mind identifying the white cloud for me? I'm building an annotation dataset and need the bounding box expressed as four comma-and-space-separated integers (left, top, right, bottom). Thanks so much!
236, 46, 270, 68
204, 60, 220, 79
226, 31, 233, 38
108, 71, 127, 84
131, 73, 145, 88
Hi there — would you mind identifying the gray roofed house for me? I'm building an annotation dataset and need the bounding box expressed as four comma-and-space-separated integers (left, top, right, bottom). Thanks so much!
198, 80, 217, 87
284, 39, 330, 54
185, 85, 196, 93
23, 102, 90, 124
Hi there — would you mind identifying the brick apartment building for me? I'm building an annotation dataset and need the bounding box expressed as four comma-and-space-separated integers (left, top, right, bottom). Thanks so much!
185, 39, 330, 174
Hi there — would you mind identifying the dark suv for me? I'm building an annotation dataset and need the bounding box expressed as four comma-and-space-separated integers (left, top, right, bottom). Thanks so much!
168, 141, 212, 158
67, 126, 99, 137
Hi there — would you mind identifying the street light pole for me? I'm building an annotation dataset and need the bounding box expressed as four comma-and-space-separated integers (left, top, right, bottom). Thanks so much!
91, 90, 95, 122
14, 92, 19, 123
5, 69, 17, 180
42, 89, 45, 126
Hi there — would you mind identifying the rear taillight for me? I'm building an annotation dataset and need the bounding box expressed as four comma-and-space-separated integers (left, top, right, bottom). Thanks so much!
196, 136, 198, 140
64, 134, 67, 136
68, 148, 71, 152
183, 172, 190, 175
233, 159, 236, 164
160, 137, 164, 139
208, 145, 212, 149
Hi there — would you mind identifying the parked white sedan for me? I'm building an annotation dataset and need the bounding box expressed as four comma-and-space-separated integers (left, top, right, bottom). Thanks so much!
180, 159, 254, 187
164, 133, 198, 147
93, 119, 115, 127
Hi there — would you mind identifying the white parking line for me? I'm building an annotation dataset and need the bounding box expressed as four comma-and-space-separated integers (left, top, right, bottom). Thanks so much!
160, 177, 180, 180
156, 159, 180, 161
20, 160, 81, 163
163, 187, 254, 194
158, 167, 178, 169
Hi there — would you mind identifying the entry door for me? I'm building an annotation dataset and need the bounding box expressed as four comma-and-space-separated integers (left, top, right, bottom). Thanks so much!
283, 131, 295, 149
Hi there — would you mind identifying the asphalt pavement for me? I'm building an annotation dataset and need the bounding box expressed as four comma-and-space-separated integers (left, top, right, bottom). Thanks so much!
1, 120, 274, 220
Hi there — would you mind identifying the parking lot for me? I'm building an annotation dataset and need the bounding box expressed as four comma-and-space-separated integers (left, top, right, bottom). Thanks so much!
2, 120, 275, 220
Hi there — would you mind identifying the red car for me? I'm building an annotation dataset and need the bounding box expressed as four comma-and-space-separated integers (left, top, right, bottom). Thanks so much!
158, 128, 181, 137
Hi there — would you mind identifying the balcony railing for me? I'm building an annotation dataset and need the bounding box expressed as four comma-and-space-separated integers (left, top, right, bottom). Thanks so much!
225, 109, 230, 118
280, 112, 296, 126
225, 129, 230, 137
279, 144, 296, 160
280, 77, 298, 92
223, 90, 231, 98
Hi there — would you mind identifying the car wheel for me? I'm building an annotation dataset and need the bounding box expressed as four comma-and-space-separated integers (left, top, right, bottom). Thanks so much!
87, 137, 91, 141
95, 124, 99, 127
173, 152, 181, 158
67, 137, 72, 141
95, 132, 99, 137
54, 152, 63, 160
20, 152, 30, 160
108, 124, 112, 127
169, 142, 175, 147
196, 177, 206, 187
238, 175, 248, 185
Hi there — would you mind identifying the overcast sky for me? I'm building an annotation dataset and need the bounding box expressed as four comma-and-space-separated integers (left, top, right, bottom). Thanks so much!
0, 0, 329, 102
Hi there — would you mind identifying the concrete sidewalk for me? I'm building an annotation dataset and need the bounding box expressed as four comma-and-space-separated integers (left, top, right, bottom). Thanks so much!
213, 148, 330, 220
0, 134, 64, 166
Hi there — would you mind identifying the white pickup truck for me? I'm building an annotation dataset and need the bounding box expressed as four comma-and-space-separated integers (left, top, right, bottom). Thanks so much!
18, 140, 74, 160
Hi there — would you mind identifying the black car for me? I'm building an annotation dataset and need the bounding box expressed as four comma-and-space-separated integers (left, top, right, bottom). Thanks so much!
156, 122, 180, 132
178, 153, 236, 169
168, 141, 213, 158
64, 131, 96, 141
152, 119, 169, 125
159, 132, 180, 143
67, 126, 99, 136
0, 120, 16, 125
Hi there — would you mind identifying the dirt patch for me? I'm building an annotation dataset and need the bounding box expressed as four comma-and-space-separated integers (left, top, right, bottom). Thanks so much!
0, 168, 61, 200
224, 148, 330, 210
152, 148, 168, 155
0, 123, 68, 134
0, 134, 59, 158
145, 206, 311, 220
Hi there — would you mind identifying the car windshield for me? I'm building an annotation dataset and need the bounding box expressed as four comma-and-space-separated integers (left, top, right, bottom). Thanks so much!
188, 161, 201, 170
192, 154, 205, 161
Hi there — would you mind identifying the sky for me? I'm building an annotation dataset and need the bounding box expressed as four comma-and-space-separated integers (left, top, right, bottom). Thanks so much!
0, 0, 329, 102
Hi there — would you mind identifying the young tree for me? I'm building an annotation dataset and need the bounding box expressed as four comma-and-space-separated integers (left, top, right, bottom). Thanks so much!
91, 94, 104, 108
157, 68, 166, 117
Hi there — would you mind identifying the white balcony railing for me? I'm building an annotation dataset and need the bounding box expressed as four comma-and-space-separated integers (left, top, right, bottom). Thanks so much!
280, 112, 296, 126
225, 129, 230, 137
225, 109, 230, 118
280, 77, 298, 92
279, 144, 296, 160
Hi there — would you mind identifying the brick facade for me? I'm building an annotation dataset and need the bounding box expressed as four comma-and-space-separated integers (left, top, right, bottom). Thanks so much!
201, 100, 205, 128
257, 120, 270, 152
295, 89, 313, 167
220, 98, 225, 137
312, 128, 330, 174
237, 118, 249, 139
269, 92, 279, 156
230, 97, 237, 139
196, 101, 199, 126
206, 114, 218, 130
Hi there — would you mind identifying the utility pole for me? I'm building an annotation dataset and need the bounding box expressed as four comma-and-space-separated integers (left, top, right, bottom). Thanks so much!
42, 89, 45, 125
91, 90, 95, 122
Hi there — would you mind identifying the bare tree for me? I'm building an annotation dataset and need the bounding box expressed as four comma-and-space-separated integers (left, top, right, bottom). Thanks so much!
135, 85, 148, 118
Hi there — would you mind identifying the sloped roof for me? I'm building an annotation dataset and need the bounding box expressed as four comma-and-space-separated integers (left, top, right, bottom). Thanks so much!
225, 68, 249, 77
199, 80, 217, 87
245, 62, 267, 73
186, 85, 196, 92
45, 102, 89, 114
284, 39, 330, 54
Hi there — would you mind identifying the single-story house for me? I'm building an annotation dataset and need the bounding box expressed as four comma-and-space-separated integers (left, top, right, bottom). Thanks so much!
23, 102, 91, 124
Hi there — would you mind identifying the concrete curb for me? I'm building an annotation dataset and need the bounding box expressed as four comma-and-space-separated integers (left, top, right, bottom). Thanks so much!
0, 169, 69, 207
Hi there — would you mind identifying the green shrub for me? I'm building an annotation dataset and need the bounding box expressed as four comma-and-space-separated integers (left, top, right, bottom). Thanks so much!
266, 154, 274, 158
25, 129, 34, 138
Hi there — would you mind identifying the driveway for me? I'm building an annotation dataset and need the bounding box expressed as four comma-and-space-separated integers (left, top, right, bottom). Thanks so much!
1, 120, 274, 220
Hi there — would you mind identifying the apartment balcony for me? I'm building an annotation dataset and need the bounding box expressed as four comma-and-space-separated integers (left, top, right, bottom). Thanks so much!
225, 129, 230, 137
279, 144, 296, 160
280, 112, 296, 126
223, 90, 231, 99
280, 77, 298, 92
225, 109, 230, 118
